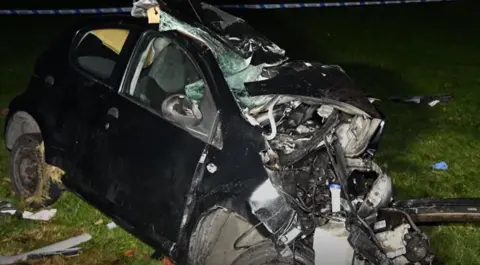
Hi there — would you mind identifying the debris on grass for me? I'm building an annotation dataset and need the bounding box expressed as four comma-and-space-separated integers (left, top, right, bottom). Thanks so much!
22, 209, 57, 221
37, 142, 65, 184
106, 222, 117, 230
431, 161, 448, 170
389, 94, 452, 107
0, 201, 20, 217
25, 142, 66, 206
0, 233, 91, 265
1, 201, 56, 221
94, 219, 104, 225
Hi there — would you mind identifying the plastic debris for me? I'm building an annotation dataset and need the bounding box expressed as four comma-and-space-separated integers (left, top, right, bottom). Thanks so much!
0, 233, 91, 264
389, 94, 452, 107
1, 201, 56, 221
107, 222, 118, 229
431, 161, 448, 170
22, 209, 57, 221
0, 201, 19, 217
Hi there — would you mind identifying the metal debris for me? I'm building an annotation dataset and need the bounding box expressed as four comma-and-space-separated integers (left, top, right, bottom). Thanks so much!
389, 94, 452, 107
0, 233, 92, 265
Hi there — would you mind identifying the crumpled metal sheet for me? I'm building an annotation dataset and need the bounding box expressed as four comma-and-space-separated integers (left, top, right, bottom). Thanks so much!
199, 2, 287, 66
131, 0, 159, 18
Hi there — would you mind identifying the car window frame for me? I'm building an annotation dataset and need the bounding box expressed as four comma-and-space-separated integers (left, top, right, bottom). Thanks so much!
69, 22, 136, 89
118, 29, 223, 149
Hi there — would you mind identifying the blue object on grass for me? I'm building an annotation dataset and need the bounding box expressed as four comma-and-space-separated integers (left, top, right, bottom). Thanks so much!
431, 161, 448, 170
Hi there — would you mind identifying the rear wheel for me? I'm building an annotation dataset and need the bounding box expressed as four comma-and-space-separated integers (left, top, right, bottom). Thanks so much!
9, 134, 64, 209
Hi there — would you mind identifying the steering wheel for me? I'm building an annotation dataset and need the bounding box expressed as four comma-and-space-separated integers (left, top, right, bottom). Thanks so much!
161, 94, 203, 126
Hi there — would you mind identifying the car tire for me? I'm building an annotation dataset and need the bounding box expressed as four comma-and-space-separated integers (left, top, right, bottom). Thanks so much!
231, 240, 314, 265
9, 133, 64, 209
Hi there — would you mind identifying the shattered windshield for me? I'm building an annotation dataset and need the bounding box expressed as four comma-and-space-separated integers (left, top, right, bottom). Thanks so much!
159, 10, 257, 104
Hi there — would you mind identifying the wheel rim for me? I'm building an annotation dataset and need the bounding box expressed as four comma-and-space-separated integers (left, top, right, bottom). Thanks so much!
13, 145, 41, 197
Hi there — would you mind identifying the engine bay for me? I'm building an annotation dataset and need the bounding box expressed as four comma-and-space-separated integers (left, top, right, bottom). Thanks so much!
247, 96, 436, 265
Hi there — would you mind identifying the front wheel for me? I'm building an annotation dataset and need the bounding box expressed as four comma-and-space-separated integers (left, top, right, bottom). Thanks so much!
9, 133, 64, 209
231, 241, 314, 265
188, 207, 314, 265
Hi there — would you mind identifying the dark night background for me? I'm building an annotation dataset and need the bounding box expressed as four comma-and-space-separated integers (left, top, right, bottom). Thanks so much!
1, 0, 480, 264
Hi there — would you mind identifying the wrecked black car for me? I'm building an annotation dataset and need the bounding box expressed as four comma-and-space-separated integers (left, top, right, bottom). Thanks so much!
4, 1, 480, 265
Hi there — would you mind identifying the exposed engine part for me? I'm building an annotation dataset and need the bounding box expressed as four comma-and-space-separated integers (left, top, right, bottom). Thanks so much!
285, 104, 317, 128
264, 96, 281, 140
404, 233, 431, 263
375, 224, 410, 259
278, 110, 338, 166
251, 96, 438, 265
254, 107, 283, 126
317, 105, 334, 119
348, 226, 394, 265
357, 173, 393, 218
336, 115, 382, 157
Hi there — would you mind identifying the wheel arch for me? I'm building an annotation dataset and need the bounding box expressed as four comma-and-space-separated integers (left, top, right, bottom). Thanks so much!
5, 111, 42, 150
188, 205, 267, 265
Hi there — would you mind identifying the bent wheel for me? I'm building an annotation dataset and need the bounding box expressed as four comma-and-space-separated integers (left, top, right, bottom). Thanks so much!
9, 134, 63, 209
231, 241, 314, 265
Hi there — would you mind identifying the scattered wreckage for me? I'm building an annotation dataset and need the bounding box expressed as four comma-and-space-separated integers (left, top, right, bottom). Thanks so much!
3, 1, 480, 264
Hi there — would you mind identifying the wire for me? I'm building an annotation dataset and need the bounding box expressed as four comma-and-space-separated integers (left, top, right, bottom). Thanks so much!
233, 221, 265, 250
186, 0, 203, 23
265, 96, 280, 140
380, 208, 422, 234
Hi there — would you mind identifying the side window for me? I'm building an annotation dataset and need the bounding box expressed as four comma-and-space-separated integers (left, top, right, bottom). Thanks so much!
74, 28, 130, 81
123, 35, 222, 149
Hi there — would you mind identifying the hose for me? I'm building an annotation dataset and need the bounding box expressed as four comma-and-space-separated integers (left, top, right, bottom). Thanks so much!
264, 96, 281, 140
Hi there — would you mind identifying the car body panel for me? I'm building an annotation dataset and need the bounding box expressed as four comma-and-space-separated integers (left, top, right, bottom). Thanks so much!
4, 11, 385, 264
245, 61, 381, 118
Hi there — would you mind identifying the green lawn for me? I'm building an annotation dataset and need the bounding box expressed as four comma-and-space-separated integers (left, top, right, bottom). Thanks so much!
1, 2, 480, 265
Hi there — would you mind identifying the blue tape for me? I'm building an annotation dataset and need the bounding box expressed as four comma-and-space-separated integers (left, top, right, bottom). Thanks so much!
218, 0, 453, 9
0, 0, 454, 15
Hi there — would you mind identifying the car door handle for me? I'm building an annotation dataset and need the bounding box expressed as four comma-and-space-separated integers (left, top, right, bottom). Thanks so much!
104, 107, 119, 130
107, 107, 119, 119
44, 75, 55, 87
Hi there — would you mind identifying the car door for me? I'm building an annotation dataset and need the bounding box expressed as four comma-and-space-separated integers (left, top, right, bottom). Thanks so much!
50, 22, 141, 170
66, 29, 224, 247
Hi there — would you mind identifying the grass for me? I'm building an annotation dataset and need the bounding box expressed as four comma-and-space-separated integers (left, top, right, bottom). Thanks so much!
1, 1, 480, 264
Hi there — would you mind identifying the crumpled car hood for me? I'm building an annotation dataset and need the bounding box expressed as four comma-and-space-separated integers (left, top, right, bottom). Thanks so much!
245, 61, 381, 118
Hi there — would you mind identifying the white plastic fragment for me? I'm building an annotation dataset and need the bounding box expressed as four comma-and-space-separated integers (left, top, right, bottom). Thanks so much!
22, 209, 57, 221
107, 222, 117, 229
329, 184, 341, 213
428, 100, 440, 107
1, 210, 17, 215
